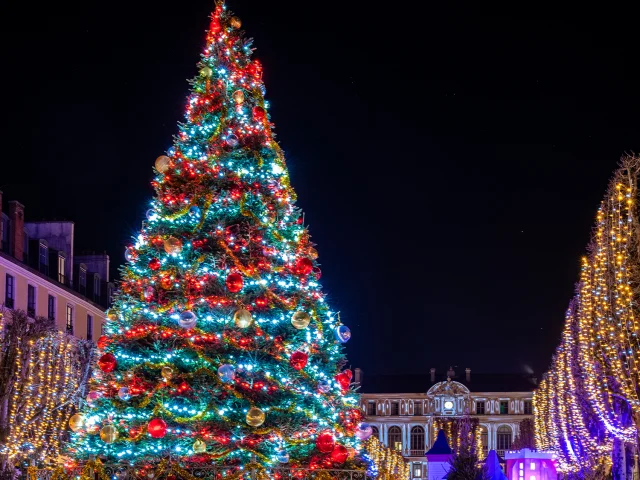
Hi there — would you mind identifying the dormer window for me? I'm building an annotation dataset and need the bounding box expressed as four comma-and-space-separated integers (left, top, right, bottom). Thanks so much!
38, 241, 49, 275
58, 253, 66, 284
78, 266, 87, 295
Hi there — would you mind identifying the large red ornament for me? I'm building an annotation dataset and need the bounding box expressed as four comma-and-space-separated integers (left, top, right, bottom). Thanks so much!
252, 106, 266, 121
335, 370, 352, 391
97, 336, 110, 350
331, 445, 348, 464
289, 351, 308, 370
316, 431, 335, 453
147, 418, 167, 438
148, 258, 161, 271
294, 258, 313, 276
226, 273, 243, 292
98, 353, 117, 373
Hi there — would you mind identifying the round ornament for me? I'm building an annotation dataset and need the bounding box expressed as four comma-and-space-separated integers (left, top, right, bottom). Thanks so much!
97, 336, 110, 349
98, 353, 117, 373
331, 445, 348, 464
100, 425, 118, 444
125, 247, 135, 262
148, 418, 167, 438
356, 423, 373, 440
86, 391, 101, 406
189, 205, 201, 217
148, 258, 161, 271
161, 366, 174, 379
316, 431, 335, 453
226, 135, 239, 147
232, 90, 245, 104
252, 106, 266, 121
246, 407, 265, 427
335, 371, 351, 390
163, 236, 183, 255
291, 311, 311, 329
294, 258, 313, 275
233, 308, 253, 328
218, 364, 236, 383
155, 155, 171, 173
308, 248, 318, 260
317, 380, 331, 394
289, 351, 308, 370
178, 311, 197, 330
107, 309, 118, 321
118, 387, 131, 401
144, 286, 154, 301
276, 449, 289, 463
226, 273, 243, 292
160, 276, 173, 290
69, 414, 85, 432
193, 439, 207, 453
229, 16, 242, 29
146, 209, 156, 220
200, 66, 213, 77
334, 325, 351, 343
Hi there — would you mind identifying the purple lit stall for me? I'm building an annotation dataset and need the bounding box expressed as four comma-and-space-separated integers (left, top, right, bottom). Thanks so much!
504, 449, 557, 480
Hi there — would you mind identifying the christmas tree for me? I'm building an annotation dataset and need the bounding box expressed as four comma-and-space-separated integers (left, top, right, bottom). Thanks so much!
69, 1, 368, 473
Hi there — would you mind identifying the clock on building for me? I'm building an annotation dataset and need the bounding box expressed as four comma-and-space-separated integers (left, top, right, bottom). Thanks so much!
444, 401, 454, 409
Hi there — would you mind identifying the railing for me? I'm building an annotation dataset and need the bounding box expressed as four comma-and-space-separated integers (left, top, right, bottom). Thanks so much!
408, 450, 425, 457
33, 463, 371, 480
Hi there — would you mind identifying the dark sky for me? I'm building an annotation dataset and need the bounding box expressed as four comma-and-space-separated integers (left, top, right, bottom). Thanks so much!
2, 2, 639, 376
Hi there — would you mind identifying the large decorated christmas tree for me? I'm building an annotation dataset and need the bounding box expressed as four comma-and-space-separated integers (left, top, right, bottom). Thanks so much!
68, 1, 370, 473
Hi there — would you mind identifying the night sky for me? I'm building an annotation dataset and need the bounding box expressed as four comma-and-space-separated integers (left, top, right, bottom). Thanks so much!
3, 2, 639, 377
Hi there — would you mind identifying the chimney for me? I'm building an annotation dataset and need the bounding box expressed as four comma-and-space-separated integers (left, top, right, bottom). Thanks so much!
465, 368, 471, 382
0, 190, 3, 243
354, 368, 363, 384
430, 368, 436, 383
8, 201, 24, 262
532, 376, 538, 386
446, 366, 455, 379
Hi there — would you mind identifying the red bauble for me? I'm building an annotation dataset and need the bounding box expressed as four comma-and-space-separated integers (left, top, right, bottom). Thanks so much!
97, 336, 110, 350
226, 273, 243, 292
295, 258, 313, 276
335, 370, 352, 391
255, 296, 268, 308
289, 351, 308, 371
313, 266, 322, 279
316, 431, 335, 453
148, 258, 161, 271
147, 418, 167, 438
331, 445, 348, 464
98, 353, 117, 373
252, 106, 266, 121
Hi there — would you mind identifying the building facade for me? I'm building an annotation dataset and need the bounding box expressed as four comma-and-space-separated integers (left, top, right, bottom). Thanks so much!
0, 192, 114, 340
358, 367, 537, 479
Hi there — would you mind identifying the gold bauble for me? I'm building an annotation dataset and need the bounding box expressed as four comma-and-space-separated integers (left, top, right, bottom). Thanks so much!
107, 309, 118, 321
308, 248, 318, 260
69, 413, 85, 432
193, 439, 207, 453
200, 66, 213, 78
229, 16, 242, 29
233, 308, 253, 328
100, 425, 118, 444
161, 366, 174, 379
163, 236, 183, 255
155, 155, 171, 173
291, 311, 311, 329
246, 407, 265, 427
232, 90, 245, 104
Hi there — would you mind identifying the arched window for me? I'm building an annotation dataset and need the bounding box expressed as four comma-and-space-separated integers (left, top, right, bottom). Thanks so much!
371, 426, 380, 441
410, 426, 425, 454
497, 425, 512, 454
388, 426, 402, 451
478, 425, 488, 456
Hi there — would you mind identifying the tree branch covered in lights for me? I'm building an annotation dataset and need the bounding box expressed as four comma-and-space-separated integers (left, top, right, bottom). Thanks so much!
68, 1, 367, 473
0, 309, 93, 470
534, 155, 640, 473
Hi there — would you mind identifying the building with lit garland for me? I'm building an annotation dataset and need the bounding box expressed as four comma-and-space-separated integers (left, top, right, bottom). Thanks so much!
358, 367, 537, 479
0, 192, 114, 339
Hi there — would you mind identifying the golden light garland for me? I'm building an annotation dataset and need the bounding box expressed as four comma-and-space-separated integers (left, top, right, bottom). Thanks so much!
364, 436, 410, 480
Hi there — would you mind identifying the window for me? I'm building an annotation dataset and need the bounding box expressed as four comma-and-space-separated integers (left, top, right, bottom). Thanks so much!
479, 426, 488, 455
367, 402, 376, 416
500, 400, 509, 414
388, 426, 402, 451
410, 426, 425, 455
524, 400, 533, 415
371, 426, 380, 440
66, 305, 74, 334
93, 275, 101, 302
476, 401, 486, 414
412, 463, 422, 478
414, 401, 422, 416
87, 314, 93, 341
48, 295, 56, 321
78, 267, 87, 295
497, 425, 512, 453
1, 216, 9, 252
58, 254, 66, 284
390, 402, 399, 416
39, 242, 49, 275
530, 462, 536, 470
27, 285, 36, 317
5, 274, 14, 308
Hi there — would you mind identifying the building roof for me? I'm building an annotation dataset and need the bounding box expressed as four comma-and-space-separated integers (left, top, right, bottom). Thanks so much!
358, 372, 537, 394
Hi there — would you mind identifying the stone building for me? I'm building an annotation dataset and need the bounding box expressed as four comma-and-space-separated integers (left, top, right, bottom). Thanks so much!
0, 192, 114, 340
358, 366, 537, 479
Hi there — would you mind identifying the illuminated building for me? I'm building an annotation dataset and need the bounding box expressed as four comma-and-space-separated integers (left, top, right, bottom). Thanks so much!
358, 367, 536, 479
0, 192, 114, 339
